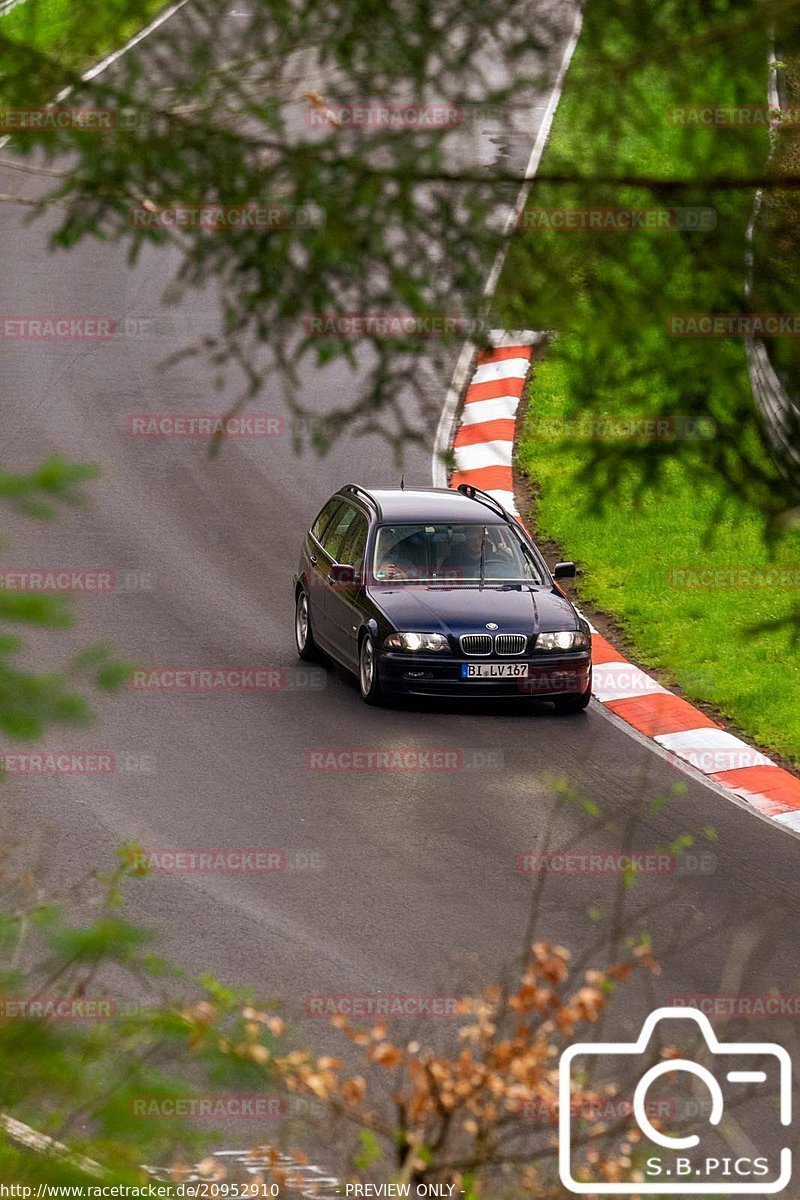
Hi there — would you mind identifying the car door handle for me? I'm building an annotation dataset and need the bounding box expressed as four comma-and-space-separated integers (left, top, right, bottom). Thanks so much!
309, 554, 318, 565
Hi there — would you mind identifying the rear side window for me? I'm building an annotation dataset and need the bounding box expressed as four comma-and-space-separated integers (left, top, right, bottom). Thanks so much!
311, 498, 342, 544
339, 511, 369, 571
321, 502, 360, 561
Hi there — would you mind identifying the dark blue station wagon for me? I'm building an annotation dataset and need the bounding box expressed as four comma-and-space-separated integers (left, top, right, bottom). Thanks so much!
293, 484, 592, 710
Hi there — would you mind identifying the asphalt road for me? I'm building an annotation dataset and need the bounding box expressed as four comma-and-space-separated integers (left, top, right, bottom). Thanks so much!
1, 0, 798, 1183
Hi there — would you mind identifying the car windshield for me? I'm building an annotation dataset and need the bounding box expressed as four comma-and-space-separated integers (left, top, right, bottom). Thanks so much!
372, 523, 546, 585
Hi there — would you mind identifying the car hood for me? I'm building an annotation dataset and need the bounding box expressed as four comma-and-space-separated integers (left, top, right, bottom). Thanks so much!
369, 584, 580, 636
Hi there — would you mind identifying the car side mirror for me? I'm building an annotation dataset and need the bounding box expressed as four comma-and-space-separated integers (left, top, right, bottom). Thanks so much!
553, 561, 576, 580
329, 563, 359, 586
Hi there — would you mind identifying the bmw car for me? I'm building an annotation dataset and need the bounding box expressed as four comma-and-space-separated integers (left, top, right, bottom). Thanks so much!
293, 484, 592, 710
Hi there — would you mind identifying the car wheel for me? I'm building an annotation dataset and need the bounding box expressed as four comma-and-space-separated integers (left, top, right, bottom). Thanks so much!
358, 632, 383, 705
553, 677, 592, 714
295, 589, 319, 662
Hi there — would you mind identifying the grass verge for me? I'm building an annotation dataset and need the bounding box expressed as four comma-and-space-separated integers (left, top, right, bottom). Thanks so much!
519, 356, 800, 756
1, 0, 170, 72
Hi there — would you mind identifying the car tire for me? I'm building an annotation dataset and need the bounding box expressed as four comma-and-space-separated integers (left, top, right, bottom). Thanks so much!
358, 632, 383, 705
295, 588, 320, 662
553, 677, 592, 714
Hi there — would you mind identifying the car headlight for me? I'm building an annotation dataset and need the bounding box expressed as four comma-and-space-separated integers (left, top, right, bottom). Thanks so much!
384, 632, 450, 652
535, 630, 590, 652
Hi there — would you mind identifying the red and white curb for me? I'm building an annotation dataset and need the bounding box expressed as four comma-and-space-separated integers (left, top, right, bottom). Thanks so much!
450, 331, 545, 513
448, 336, 800, 833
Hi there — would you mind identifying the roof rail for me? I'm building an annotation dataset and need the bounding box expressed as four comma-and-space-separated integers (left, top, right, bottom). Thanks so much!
343, 483, 381, 517
456, 483, 514, 524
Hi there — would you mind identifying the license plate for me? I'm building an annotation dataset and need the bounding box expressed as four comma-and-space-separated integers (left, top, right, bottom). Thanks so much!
461, 662, 529, 679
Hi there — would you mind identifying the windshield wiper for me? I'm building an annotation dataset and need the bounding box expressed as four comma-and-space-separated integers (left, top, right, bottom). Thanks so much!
519, 543, 545, 586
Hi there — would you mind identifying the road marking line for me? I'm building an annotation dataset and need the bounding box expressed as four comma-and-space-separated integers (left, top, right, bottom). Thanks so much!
0, 0, 191, 152
431, 3, 584, 486
78, 0, 191, 86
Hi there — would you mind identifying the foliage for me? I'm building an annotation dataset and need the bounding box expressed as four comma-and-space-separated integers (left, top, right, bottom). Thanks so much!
0, 846, 287, 1181
0, 460, 132, 743
516, 349, 800, 755
0, 0, 793, 495
280, 942, 659, 1195
270, 778, 718, 1196
493, 0, 800, 666
0, 0, 167, 70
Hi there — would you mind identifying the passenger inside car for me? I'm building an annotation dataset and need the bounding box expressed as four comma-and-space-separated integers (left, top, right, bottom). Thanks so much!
439, 526, 487, 574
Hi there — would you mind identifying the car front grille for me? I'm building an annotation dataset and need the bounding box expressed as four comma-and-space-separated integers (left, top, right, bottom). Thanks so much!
494, 634, 528, 655
459, 633, 528, 656
460, 634, 493, 656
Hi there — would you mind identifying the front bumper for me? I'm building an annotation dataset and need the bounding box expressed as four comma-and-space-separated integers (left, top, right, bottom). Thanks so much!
378, 651, 591, 699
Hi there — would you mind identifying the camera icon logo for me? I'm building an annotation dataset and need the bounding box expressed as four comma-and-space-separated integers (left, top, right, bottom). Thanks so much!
559, 1006, 792, 1194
